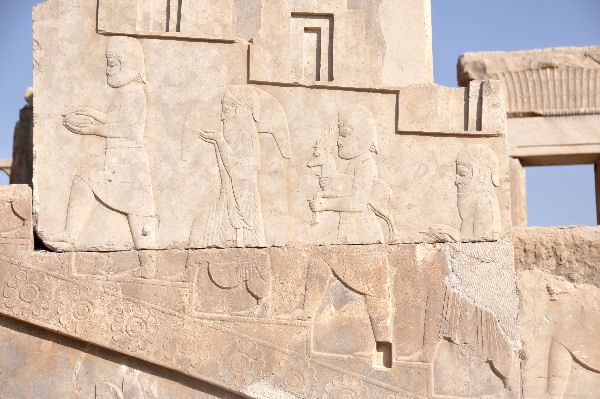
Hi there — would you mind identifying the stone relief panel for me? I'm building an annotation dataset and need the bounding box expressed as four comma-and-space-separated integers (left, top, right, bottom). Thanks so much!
424, 144, 504, 243
48, 36, 158, 257
34, 0, 511, 251
0, 315, 242, 398
520, 270, 600, 399
0, 237, 520, 399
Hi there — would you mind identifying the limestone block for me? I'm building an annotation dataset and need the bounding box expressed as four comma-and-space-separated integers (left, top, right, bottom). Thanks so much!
0, 185, 33, 259
0, 241, 520, 398
249, 0, 434, 88
397, 81, 507, 136
508, 114, 600, 164
458, 46, 600, 117
33, 0, 511, 251
514, 226, 600, 288
519, 270, 600, 399
10, 88, 34, 185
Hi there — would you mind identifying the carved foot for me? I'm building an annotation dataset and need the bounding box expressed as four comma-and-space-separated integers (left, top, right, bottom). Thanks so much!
45, 231, 76, 251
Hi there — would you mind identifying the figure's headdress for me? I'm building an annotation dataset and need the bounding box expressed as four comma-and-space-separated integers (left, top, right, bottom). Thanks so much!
457, 144, 500, 187
338, 104, 379, 154
222, 86, 261, 122
106, 36, 146, 84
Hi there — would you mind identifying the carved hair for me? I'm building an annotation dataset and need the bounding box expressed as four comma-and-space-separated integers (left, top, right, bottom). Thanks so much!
337, 104, 379, 154
106, 36, 146, 84
222, 86, 261, 123
456, 144, 500, 187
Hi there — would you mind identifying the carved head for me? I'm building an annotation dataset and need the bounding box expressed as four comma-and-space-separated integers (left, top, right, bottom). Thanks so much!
105, 37, 146, 88
221, 86, 260, 122
455, 144, 500, 194
337, 105, 378, 160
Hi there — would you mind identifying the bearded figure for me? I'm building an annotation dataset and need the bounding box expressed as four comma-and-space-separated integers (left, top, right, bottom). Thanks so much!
50, 36, 157, 276
425, 144, 502, 242
455, 144, 502, 241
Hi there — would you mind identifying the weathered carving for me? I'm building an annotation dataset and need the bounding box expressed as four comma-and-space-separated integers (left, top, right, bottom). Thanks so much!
47, 37, 158, 270
217, 340, 266, 390
295, 248, 393, 362
308, 105, 398, 245
324, 375, 369, 399
186, 86, 291, 248
519, 269, 600, 399
273, 355, 318, 397
189, 249, 272, 316
96, 369, 155, 399
425, 144, 502, 242
0, 160, 10, 180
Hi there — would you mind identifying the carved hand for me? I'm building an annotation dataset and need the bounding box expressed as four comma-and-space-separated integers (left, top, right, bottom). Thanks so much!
197, 129, 223, 143
63, 113, 96, 135
318, 176, 332, 190
309, 198, 326, 212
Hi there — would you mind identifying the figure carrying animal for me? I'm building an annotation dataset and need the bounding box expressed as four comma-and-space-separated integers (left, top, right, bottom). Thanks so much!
307, 125, 400, 244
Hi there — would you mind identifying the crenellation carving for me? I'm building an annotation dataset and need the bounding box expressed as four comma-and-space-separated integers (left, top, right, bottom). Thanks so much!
97, 0, 235, 41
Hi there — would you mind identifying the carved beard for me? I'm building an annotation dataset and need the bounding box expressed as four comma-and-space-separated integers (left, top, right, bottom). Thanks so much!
107, 69, 138, 88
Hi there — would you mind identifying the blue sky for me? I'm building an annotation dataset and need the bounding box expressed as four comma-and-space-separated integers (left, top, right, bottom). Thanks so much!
1, 0, 599, 225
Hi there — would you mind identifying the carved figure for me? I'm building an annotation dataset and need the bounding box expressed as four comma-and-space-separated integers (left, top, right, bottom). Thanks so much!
425, 144, 502, 242
189, 86, 291, 248
308, 104, 398, 244
49, 37, 157, 276
547, 317, 600, 398
294, 250, 393, 360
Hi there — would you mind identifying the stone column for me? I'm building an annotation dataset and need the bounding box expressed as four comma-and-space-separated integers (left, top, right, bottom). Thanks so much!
510, 157, 527, 226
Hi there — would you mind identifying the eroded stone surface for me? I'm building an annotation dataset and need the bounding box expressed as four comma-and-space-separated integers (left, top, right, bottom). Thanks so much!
0, 184, 522, 398
514, 226, 600, 288
0, 240, 521, 399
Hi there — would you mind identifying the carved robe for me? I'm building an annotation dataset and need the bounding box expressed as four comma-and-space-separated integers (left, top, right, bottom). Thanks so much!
79, 84, 154, 217
337, 153, 384, 245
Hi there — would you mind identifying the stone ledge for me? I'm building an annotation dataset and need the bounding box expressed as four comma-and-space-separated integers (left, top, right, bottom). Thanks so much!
513, 226, 600, 287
